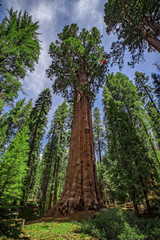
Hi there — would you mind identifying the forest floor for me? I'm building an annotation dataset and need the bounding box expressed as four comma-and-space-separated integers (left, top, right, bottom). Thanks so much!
21, 210, 100, 240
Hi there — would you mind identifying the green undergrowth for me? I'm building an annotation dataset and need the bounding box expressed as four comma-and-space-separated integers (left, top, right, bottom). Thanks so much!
23, 221, 97, 240
1, 209, 160, 240
81, 208, 160, 240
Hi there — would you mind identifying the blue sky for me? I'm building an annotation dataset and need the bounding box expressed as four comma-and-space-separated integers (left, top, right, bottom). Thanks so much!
1, 0, 159, 129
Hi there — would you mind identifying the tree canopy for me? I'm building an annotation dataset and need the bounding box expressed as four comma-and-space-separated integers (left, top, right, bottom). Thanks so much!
104, 0, 160, 67
0, 8, 40, 109
46, 24, 109, 101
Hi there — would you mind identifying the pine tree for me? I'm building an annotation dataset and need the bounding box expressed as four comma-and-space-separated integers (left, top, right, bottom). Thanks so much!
0, 125, 30, 205
0, 99, 32, 153
37, 101, 71, 216
103, 72, 160, 215
23, 88, 52, 203
0, 8, 40, 111
134, 71, 160, 147
46, 24, 109, 216
93, 107, 106, 163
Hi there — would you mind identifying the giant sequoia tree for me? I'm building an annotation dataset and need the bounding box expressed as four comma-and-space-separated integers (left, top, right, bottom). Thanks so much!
104, 0, 160, 67
46, 24, 108, 215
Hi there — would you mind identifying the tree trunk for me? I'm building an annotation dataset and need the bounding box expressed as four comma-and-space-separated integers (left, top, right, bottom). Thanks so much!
131, 191, 140, 216
142, 30, 160, 53
140, 177, 151, 214
98, 138, 102, 163
48, 193, 53, 210
53, 158, 60, 206
146, 21, 160, 35
47, 72, 104, 216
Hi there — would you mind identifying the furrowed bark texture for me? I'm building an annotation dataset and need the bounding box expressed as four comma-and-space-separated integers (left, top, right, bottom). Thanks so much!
47, 72, 104, 216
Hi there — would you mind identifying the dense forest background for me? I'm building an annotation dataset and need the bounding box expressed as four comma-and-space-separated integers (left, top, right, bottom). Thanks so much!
0, 0, 160, 237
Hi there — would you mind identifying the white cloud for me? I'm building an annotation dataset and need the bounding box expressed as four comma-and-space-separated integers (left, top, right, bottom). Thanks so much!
31, 3, 53, 23
72, 0, 105, 32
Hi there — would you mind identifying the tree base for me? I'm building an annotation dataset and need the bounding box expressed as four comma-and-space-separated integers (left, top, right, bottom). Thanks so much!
47, 198, 104, 217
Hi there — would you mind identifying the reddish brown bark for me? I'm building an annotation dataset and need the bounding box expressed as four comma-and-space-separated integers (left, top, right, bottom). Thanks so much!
141, 29, 160, 53
146, 21, 160, 35
47, 72, 104, 216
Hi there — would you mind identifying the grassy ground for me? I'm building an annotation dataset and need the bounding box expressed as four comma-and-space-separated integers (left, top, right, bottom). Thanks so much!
1, 208, 160, 239
22, 221, 98, 240
21, 210, 99, 240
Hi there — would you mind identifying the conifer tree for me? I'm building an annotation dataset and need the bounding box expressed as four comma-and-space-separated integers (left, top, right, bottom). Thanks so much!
103, 72, 160, 215
0, 99, 32, 153
134, 71, 160, 147
37, 101, 71, 215
46, 24, 109, 216
23, 88, 52, 203
0, 8, 40, 111
0, 126, 30, 205
93, 107, 106, 163
152, 72, 160, 109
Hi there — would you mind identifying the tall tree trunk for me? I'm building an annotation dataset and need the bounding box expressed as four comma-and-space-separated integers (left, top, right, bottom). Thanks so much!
48, 192, 53, 210
53, 157, 60, 206
131, 191, 140, 216
98, 138, 102, 163
140, 177, 151, 214
47, 72, 104, 216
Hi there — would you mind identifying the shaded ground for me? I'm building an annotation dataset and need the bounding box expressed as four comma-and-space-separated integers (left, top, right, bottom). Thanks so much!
26, 209, 101, 225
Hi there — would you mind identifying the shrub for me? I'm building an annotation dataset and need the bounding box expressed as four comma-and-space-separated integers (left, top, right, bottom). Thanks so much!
80, 209, 160, 240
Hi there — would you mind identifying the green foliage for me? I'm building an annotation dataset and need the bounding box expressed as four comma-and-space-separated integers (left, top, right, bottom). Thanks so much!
0, 98, 32, 153
93, 107, 106, 162
102, 72, 160, 209
0, 8, 40, 109
81, 209, 160, 240
97, 159, 116, 204
23, 88, 52, 202
152, 72, 160, 109
47, 24, 109, 101
0, 205, 22, 239
0, 125, 30, 204
134, 71, 160, 147
104, 0, 160, 67
32, 101, 71, 212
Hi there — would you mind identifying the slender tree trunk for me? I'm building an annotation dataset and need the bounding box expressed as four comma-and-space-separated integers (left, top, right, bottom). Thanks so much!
131, 191, 139, 216
38, 175, 49, 215
41, 201, 46, 217
138, 79, 160, 115
48, 193, 53, 210
98, 138, 102, 163
53, 158, 60, 205
47, 72, 104, 216
140, 177, 151, 214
